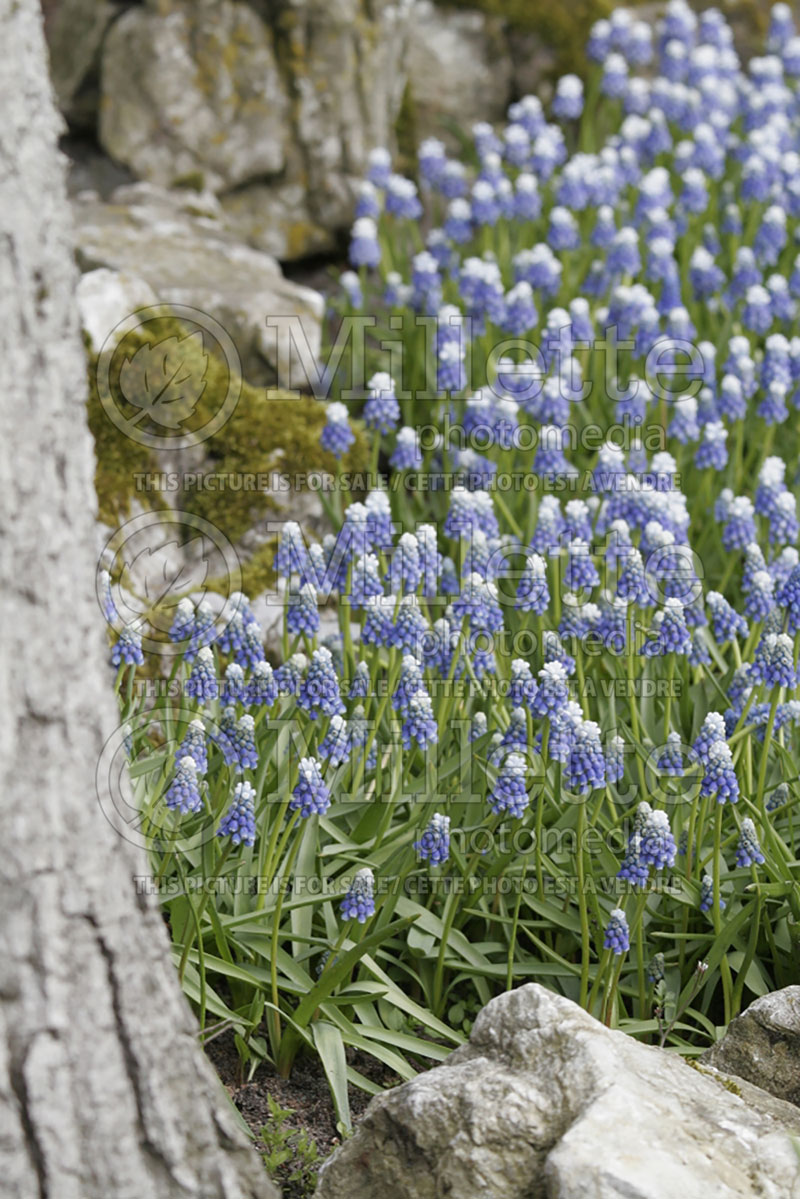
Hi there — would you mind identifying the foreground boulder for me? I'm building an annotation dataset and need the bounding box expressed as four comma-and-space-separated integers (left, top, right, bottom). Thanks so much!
702, 986, 800, 1108
315, 984, 800, 1199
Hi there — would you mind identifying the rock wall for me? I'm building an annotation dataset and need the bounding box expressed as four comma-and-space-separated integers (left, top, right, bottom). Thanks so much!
48, 0, 779, 263
47, 0, 557, 261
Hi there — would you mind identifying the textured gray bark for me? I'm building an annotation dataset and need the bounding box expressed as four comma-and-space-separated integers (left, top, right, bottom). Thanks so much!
0, 4, 277, 1197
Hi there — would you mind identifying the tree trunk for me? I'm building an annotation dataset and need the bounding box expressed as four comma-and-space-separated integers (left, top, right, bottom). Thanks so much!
0, 4, 277, 1197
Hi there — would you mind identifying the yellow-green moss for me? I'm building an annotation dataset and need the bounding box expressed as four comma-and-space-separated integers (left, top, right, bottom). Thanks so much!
87, 345, 160, 527
684, 1057, 743, 1097
86, 315, 367, 594
172, 171, 207, 192
285, 219, 329, 260
204, 539, 277, 601
183, 384, 366, 547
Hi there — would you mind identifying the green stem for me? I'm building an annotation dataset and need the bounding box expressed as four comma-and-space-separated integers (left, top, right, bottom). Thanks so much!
576, 800, 591, 1008
712, 805, 733, 1027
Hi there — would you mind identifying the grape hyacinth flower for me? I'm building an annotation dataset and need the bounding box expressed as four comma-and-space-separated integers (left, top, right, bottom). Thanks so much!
402, 693, 438, 750
642, 599, 690, 657
275, 521, 309, 579
364, 372, 400, 434
639, 808, 677, 869
235, 623, 266, 671
490, 706, 523, 756
503, 281, 538, 336
742, 285, 773, 335
751, 633, 797, 689
470, 712, 488, 742
767, 783, 789, 812
362, 594, 396, 649
778, 565, 800, 633
217, 781, 256, 847
320, 402, 355, 459
298, 647, 345, 720
349, 660, 371, 700
291, 757, 332, 817
553, 74, 584, 120
223, 714, 257, 773
386, 532, 422, 595
111, 625, 144, 668
618, 833, 649, 887
185, 646, 218, 702
248, 660, 278, 708
509, 659, 537, 709
700, 741, 740, 805
176, 718, 207, 775
216, 612, 247, 659
699, 874, 725, 914
490, 752, 529, 818
770, 493, 799, 546
414, 813, 451, 866
275, 652, 307, 697
366, 146, 391, 187
186, 601, 216, 660
516, 553, 549, 614
169, 596, 194, 645
287, 582, 320, 638
692, 713, 727, 766
616, 548, 653, 608
417, 524, 443, 597
565, 720, 606, 794
452, 571, 503, 635
391, 426, 423, 471
695, 422, 728, 471
339, 270, 362, 308
341, 867, 375, 923
385, 174, 422, 219
532, 662, 570, 719
722, 498, 757, 551
319, 714, 351, 767
165, 756, 204, 815
605, 735, 625, 785
707, 592, 748, 643
648, 952, 666, 984
349, 217, 381, 268
604, 908, 630, 955
365, 489, 393, 549
735, 818, 765, 868
392, 595, 430, 655
222, 662, 248, 706
565, 539, 600, 591
392, 654, 425, 712
658, 731, 684, 776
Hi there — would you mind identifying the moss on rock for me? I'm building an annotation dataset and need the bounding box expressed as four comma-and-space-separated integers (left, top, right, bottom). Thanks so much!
86, 313, 366, 591
86, 337, 160, 527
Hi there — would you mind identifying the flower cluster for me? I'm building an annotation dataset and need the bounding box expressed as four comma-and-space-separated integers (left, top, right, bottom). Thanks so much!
107, 0, 800, 1079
